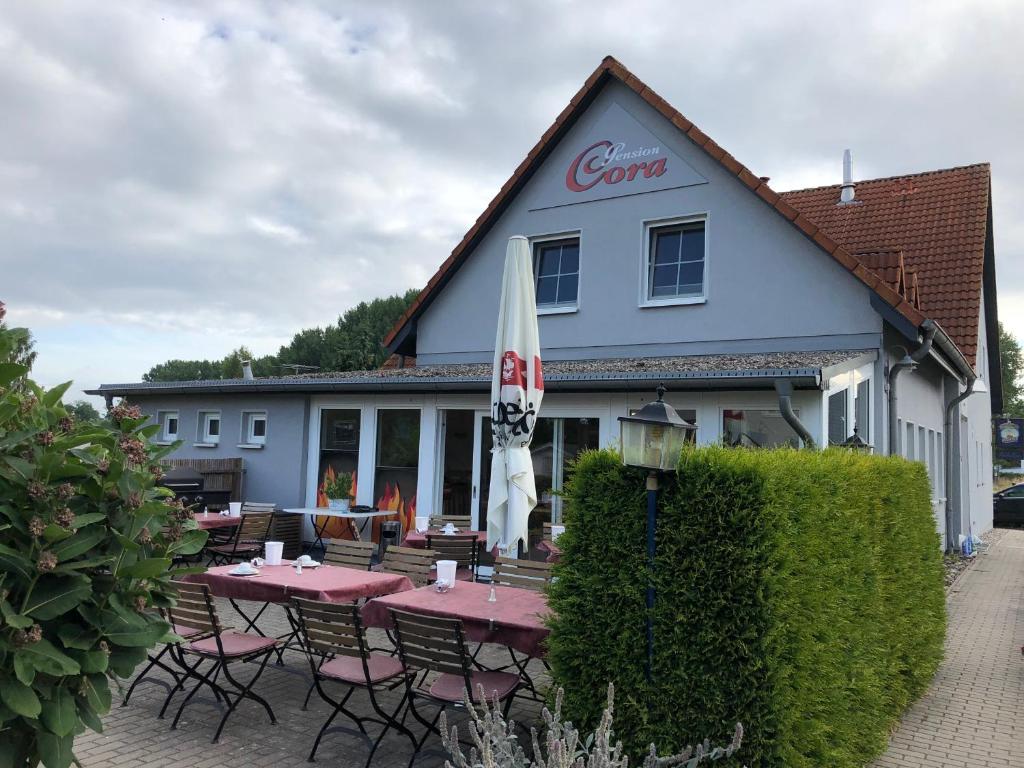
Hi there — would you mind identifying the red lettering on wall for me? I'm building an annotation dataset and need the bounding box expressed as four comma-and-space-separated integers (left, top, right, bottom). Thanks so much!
644, 158, 667, 178
565, 139, 667, 193
566, 141, 613, 192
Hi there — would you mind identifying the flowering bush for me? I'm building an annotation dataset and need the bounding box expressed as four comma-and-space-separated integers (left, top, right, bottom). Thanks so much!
0, 314, 208, 767
440, 684, 744, 768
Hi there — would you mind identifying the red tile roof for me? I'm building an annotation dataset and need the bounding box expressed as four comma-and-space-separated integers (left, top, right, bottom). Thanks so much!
384, 56, 987, 376
781, 163, 990, 364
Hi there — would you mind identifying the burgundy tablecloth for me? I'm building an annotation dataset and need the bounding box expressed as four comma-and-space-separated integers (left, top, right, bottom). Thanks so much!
361, 581, 550, 658
196, 515, 242, 531
401, 530, 490, 548
535, 539, 562, 563
184, 563, 414, 604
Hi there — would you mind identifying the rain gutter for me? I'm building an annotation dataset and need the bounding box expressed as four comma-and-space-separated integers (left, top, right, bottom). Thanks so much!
774, 379, 815, 448
87, 366, 830, 399
887, 319, 938, 455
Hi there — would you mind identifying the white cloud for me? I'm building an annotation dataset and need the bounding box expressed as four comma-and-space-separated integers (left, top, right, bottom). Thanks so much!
0, 0, 1021, 403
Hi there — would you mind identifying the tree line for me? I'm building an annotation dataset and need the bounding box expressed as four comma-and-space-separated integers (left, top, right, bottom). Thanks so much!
142, 288, 419, 382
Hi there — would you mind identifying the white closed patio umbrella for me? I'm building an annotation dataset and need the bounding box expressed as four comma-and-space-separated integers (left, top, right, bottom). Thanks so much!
487, 235, 544, 556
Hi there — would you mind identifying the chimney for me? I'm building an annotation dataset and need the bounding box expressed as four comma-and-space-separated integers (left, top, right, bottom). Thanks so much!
840, 149, 855, 203
241, 360, 254, 380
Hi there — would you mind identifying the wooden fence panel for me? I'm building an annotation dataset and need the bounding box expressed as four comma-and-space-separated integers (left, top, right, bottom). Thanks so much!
163, 457, 244, 501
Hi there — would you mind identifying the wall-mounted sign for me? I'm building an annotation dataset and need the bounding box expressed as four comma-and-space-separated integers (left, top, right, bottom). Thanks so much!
996, 418, 1024, 448
535, 102, 707, 210
995, 418, 1024, 462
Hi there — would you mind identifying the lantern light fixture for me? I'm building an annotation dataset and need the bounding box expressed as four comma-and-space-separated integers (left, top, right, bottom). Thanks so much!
618, 385, 696, 471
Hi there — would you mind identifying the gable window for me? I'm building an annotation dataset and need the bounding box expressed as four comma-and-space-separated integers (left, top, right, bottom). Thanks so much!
642, 217, 707, 306
533, 236, 580, 313
240, 411, 267, 447
196, 410, 221, 447
158, 411, 179, 443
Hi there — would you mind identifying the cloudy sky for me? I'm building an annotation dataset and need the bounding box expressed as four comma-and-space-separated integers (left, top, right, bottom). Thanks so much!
2, 0, 1021, 401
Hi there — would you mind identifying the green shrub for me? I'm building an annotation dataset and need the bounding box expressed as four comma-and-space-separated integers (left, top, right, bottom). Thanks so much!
547, 446, 945, 767
0, 313, 208, 767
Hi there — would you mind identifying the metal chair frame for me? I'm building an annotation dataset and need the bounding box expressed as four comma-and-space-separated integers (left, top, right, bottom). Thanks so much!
121, 610, 207, 707
425, 534, 480, 583
165, 581, 279, 743
390, 608, 519, 768
487, 557, 556, 700
292, 598, 416, 765
205, 510, 273, 566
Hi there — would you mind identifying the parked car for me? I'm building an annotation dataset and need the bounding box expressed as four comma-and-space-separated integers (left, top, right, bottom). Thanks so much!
994, 483, 1024, 527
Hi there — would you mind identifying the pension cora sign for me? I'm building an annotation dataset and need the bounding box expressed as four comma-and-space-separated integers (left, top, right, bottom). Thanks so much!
566, 141, 668, 191
535, 101, 707, 209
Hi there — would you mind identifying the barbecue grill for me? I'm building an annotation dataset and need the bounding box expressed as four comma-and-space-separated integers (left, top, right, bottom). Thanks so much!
161, 466, 232, 511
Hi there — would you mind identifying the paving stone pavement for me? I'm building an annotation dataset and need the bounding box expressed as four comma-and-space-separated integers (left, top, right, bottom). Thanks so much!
870, 528, 1024, 768
77, 599, 545, 768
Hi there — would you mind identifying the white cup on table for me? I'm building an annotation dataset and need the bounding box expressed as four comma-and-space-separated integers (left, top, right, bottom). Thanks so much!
265, 541, 283, 566
229, 502, 242, 517
435, 559, 457, 590
415, 515, 429, 533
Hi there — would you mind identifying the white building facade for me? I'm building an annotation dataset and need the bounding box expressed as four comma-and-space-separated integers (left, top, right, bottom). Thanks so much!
91, 57, 1000, 552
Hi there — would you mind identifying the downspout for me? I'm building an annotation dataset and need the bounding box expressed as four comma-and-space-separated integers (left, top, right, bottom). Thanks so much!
944, 375, 978, 553
774, 379, 815, 448
887, 319, 938, 455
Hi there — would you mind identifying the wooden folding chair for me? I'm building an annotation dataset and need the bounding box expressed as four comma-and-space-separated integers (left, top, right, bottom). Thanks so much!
323, 539, 375, 570
292, 598, 415, 765
390, 609, 520, 767
428, 515, 472, 530
205, 511, 273, 566
165, 582, 279, 743
491, 556, 554, 592
379, 546, 437, 588
488, 556, 555, 698
425, 534, 480, 582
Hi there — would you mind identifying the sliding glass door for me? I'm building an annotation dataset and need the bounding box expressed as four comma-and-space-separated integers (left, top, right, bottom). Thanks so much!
475, 414, 599, 556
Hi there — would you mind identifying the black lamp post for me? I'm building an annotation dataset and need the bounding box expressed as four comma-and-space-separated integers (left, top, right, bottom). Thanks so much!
618, 385, 696, 679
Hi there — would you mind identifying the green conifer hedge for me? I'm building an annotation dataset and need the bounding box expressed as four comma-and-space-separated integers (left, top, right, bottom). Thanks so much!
547, 446, 945, 767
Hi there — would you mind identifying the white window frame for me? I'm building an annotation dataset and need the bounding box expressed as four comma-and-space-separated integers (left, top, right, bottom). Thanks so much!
157, 410, 179, 444
854, 376, 871, 443
639, 213, 709, 308
530, 230, 582, 315
195, 410, 221, 447
239, 410, 268, 448
825, 363, 873, 448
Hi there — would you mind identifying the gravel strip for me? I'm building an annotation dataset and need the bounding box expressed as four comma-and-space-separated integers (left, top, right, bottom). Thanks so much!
944, 528, 1006, 589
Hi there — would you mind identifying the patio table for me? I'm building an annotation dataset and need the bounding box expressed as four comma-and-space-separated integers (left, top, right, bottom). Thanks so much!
361, 581, 550, 658
184, 562, 415, 665
184, 561, 414, 604
280, 506, 395, 553
195, 514, 242, 531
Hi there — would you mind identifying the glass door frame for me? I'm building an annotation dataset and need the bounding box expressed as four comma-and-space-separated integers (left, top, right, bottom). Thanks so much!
471, 410, 491, 531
